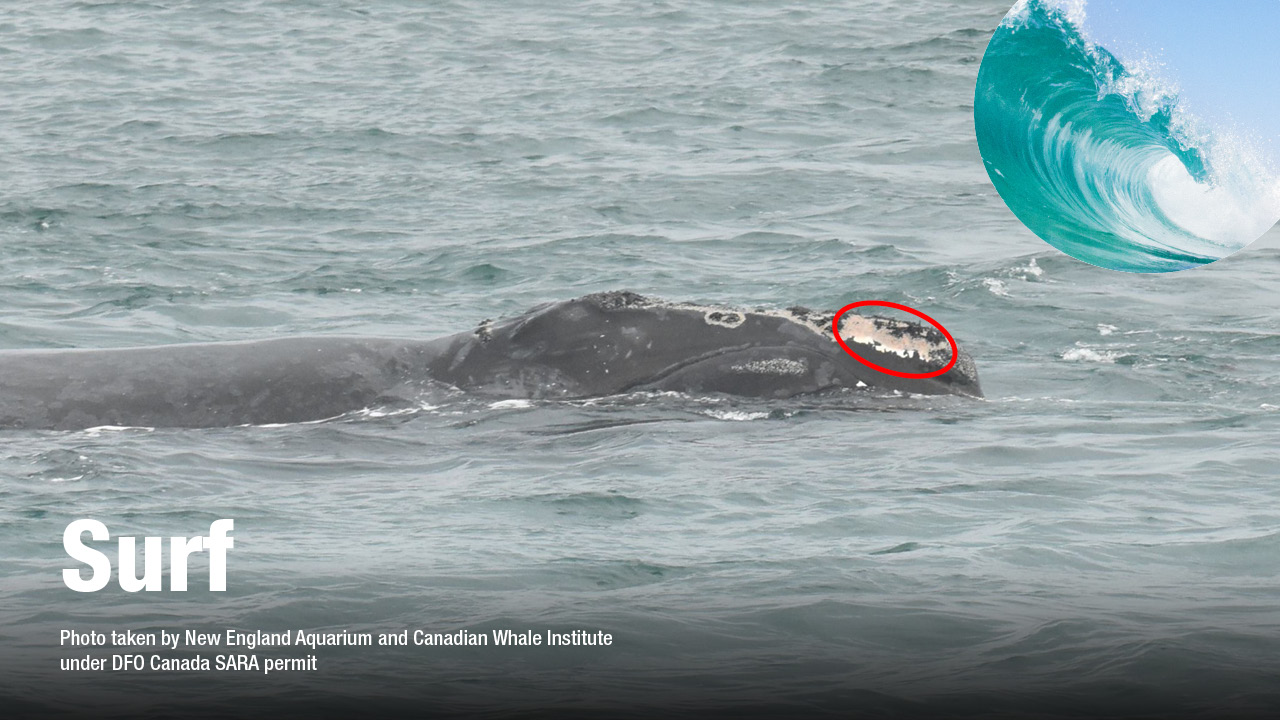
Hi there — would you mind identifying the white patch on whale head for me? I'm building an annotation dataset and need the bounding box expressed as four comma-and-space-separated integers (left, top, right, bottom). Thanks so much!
835, 314, 951, 363
729, 358, 808, 376
703, 310, 745, 328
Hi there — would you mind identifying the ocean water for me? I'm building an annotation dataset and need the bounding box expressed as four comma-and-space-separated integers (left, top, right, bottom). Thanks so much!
975, 0, 1280, 273
3, 0, 1280, 717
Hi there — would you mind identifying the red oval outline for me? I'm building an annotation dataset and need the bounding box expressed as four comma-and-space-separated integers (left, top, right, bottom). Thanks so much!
831, 301, 958, 380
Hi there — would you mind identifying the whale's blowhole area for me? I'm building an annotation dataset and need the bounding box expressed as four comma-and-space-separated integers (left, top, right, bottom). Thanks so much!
583, 291, 954, 367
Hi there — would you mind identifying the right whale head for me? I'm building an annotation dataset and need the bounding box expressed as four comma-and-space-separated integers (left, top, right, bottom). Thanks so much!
629, 298, 983, 400
826, 308, 983, 399
431, 292, 982, 400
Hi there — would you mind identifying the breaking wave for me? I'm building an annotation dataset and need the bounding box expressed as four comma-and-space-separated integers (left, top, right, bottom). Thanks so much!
975, 0, 1280, 272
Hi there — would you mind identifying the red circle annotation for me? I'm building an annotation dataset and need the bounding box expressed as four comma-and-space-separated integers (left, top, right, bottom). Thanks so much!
831, 301, 958, 379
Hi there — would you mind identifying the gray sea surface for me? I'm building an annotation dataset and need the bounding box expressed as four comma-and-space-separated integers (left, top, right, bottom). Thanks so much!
2, 0, 1279, 717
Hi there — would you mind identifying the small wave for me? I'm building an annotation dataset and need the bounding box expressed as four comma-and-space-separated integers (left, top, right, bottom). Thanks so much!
703, 409, 771, 421
976, 0, 1280, 272
1013, 257, 1044, 279
982, 278, 1010, 297
353, 404, 437, 419
80, 425, 155, 436
488, 399, 533, 410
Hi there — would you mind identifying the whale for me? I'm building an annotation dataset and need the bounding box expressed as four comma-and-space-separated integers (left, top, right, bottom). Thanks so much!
0, 291, 981, 430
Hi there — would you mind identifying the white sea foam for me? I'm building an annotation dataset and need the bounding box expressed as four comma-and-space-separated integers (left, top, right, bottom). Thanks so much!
488, 399, 533, 410
1148, 154, 1280, 249
81, 425, 155, 435
982, 278, 1010, 297
1062, 346, 1123, 363
703, 409, 770, 421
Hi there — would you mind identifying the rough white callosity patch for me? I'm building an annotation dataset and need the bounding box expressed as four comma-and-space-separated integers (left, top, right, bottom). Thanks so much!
703, 310, 745, 328
730, 358, 808, 376
835, 314, 951, 363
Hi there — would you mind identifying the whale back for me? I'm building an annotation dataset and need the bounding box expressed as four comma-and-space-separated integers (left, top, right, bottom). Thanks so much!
0, 292, 981, 431
0, 337, 427, 430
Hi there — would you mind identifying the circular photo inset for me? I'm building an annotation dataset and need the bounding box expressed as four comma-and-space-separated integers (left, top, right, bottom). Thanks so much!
975, 0, 1280, 273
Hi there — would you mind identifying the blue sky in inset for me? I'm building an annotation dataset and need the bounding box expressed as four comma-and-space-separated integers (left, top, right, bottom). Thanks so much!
1076, 0, 1280, 164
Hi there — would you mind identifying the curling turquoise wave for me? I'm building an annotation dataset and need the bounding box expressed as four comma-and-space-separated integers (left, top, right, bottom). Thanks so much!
974, 0, 1280, 273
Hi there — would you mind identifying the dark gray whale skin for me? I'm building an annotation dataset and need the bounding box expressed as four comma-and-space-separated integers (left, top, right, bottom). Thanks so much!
0, 291, 981, 430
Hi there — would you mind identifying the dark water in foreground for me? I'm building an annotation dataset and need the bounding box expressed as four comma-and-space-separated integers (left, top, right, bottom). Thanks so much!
3, 1, 1280, 717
